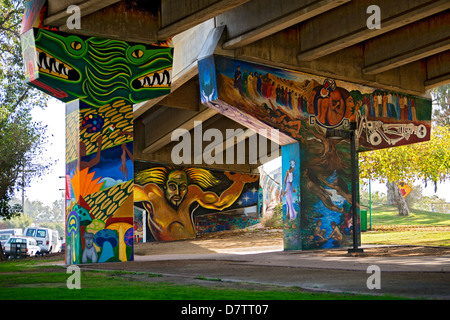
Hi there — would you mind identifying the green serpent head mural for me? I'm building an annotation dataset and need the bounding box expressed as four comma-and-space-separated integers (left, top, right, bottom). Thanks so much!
21, 28, 173, 107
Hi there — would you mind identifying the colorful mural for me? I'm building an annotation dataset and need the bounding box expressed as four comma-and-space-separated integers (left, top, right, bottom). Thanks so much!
300, 128, 359, 250
134, 161, 259, 242
65, 99, 135, 264
21, 0, 48, 34
198, 55, 432, 150
195, 214, 259, 235
281, 143, 301, 250
198, 55, 431, 251
198, 55, 297, 146
20, 5, 174, 264
21, 28, 173, 107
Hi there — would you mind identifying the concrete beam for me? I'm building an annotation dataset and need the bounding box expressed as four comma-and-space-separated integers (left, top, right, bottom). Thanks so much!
297, 0, 450, 62
363, 11, 450, 75
134, 20, 216, 119
142, 106, 218, 154
220, 0, 351, 50
137, 144, 261, 173
236, 36, 429, 95
51, 1, 160, 44
158, 0, 249, 40
200, 116, 256, 165
45, 0, 121, 26
136, 111, 270, 173
158, 77, 201, 111
425, 50, 450, 89
136, 131, 262, 174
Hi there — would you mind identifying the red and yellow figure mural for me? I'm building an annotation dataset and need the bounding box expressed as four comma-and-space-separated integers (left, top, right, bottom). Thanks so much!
134, 162, 260, 242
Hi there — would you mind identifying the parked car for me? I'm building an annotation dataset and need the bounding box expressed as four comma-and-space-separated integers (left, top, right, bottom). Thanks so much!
0, 229, 23, 247
3, 236, 41, 259
24, 227, 61, 254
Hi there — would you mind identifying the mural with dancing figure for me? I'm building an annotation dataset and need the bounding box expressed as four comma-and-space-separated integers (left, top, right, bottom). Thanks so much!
134, 161, 259, 242
281, 143, 301, 250
199, 55, 431, 250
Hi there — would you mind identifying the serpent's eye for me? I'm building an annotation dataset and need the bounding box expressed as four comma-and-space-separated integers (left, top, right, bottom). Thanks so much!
71, 41, 82, 50
132, 49, 144, 59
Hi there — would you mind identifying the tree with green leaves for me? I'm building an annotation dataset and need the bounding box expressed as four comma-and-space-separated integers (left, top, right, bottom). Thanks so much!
359, 121, 450, 215
1, 0, 51, 260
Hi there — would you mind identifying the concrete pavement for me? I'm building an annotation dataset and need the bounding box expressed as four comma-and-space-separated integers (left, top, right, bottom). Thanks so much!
80, 245, 450, 300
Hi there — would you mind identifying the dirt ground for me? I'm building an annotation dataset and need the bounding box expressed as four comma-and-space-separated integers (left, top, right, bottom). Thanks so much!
133, 227, 450, 257
134, 228, 284, 256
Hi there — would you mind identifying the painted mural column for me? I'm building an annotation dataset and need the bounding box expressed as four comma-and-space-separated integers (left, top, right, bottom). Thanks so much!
64, 99, 136, 264
20, 2, 173, 264
281, 143, 301, 250
198, 54, 432, 251
281, 133, 359, 251
298, 128, 359, 250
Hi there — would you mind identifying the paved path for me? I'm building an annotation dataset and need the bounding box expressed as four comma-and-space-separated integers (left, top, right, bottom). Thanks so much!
80, 246, 450, 300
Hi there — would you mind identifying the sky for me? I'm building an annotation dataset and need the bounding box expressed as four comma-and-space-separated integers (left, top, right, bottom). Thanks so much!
25, 99, 450, 207
26, 98, 66, 206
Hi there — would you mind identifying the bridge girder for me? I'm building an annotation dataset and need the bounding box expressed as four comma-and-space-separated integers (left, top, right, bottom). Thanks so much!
44, 0, 450, 172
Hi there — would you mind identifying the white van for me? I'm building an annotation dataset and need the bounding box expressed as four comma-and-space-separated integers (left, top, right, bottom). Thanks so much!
24, 227, 61, 254
0, 229, 23, 247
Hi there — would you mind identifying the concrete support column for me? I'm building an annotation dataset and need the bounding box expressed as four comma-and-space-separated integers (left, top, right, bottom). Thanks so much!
65, 99, 135, 264
281, 143, 302, 250
20, 17, 173, 264
198, 54, 430, 251
281, 136, 360, 251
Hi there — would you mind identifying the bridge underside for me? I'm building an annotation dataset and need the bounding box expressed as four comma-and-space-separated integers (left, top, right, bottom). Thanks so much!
21, 0, 448, 262
40, 0, 449, 167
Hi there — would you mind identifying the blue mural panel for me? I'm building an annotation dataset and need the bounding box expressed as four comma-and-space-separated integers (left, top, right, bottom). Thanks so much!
281, 143, 301, 250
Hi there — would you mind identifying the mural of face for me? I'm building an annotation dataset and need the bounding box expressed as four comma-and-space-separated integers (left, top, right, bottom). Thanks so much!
134, 164, 260, 242
164, 170, 188, 207
84, 232, 94, 249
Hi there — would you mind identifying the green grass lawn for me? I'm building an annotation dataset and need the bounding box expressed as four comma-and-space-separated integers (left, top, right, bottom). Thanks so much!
361, 205, 450, 246
0, 259, 404, 300
362, 230, 450, 246
1, 205, 447, 301
364, 205, 450, 226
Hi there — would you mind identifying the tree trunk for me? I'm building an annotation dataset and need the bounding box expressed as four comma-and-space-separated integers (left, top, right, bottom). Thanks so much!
386, 182, 395, 205
387, 181, 410, 216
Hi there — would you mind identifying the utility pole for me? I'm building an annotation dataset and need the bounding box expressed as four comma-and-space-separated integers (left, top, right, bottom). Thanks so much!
22, 165, 25, 213
347, 122, 364, 255
326, 123, 364, 255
